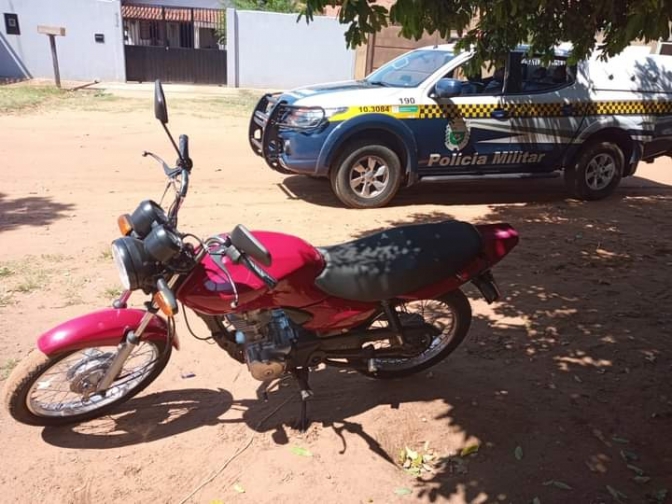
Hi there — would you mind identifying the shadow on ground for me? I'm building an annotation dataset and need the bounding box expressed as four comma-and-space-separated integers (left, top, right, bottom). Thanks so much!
41, 193, 672, 503
0, 192, 74, 233
280, 174, 672, 209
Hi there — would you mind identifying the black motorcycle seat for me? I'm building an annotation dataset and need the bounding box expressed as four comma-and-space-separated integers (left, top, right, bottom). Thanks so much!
314, 220, 483, 303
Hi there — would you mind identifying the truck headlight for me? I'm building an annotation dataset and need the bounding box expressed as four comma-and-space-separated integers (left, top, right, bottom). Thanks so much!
283, 107, 325, 129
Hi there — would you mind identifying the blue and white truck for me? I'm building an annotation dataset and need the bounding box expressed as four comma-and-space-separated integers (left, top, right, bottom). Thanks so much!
249, 44, 672, 208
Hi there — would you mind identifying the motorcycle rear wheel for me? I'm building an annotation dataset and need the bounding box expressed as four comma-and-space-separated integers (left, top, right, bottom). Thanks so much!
357, 290, 472, 379
3, 339, 171, 426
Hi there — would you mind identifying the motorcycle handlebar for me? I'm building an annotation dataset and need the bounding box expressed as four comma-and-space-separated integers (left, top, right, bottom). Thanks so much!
178, 134, 193, 171
179, 134, 189, 162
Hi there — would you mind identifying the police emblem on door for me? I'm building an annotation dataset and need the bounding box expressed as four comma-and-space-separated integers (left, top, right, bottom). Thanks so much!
445, 117, 470, 151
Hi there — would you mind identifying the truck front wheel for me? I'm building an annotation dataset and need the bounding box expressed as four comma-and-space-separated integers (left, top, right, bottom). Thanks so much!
564, 141, 624, 200
330, 143, 402, 209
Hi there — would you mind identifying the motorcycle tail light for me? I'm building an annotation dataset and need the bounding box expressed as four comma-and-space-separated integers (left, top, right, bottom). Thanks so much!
117, 214, 133, 236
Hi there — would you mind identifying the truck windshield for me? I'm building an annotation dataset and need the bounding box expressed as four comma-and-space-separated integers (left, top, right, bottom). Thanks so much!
365, 49, 456, 87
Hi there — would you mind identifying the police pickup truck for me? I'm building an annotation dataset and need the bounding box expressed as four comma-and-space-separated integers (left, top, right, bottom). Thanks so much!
249, 44, 672, 208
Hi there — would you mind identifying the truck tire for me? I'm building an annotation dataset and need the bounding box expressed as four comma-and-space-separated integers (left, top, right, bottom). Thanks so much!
564, 141, 624, 200
330, 143, 402, 209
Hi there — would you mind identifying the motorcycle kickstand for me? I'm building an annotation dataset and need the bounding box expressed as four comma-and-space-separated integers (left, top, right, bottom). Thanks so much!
292, 367, 313, 432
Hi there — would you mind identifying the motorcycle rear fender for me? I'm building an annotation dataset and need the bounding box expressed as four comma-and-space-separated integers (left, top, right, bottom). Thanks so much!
37, 308, 177, 357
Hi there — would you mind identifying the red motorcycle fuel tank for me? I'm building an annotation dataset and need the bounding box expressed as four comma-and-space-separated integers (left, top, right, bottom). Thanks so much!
177, 231, 327, 314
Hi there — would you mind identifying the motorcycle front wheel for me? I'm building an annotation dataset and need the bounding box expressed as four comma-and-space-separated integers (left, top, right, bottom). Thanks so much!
3, 339, 171, 426
357, 289, 472, 379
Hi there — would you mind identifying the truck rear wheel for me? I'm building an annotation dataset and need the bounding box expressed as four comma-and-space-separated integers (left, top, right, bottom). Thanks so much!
330, 143, 402, 209
564, 141, 624, 200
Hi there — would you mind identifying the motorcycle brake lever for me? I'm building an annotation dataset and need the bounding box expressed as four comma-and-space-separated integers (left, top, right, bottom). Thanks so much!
209, 249, 240, 308
143, 151, 181, 178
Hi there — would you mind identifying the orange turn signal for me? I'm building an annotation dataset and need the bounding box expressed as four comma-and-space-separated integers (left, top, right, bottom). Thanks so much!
153, 290, 175, 317
117, 214, 133, 236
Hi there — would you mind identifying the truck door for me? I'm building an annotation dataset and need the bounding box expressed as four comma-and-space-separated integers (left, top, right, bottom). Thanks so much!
416, 58, 516, 175
499, 52, 586, 172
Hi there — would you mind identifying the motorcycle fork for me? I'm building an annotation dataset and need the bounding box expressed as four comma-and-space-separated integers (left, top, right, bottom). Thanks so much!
96, 275, 179, 394
95, 310, 156, 393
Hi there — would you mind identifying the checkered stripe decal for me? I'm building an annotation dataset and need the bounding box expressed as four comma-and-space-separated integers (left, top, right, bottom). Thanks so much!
418, 101, 672, 119
419, 104, 496, 119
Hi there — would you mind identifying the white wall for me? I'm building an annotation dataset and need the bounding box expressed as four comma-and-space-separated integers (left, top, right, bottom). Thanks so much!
226, 9, 355, 89
0, 0, 125, 82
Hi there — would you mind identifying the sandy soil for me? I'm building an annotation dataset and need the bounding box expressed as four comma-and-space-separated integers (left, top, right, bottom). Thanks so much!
0, 92, 671, 504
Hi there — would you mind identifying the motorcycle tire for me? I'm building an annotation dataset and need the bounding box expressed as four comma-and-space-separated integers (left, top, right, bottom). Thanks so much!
3, 339, 171, 426
357, 289, 472, 379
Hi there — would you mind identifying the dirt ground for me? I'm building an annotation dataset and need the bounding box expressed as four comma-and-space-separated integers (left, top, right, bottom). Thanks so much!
0, 89, 671, 504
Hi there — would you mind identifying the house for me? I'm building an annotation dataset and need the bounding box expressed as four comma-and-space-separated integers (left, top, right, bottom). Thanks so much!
0, 0, 228, 84
121, 2, 224, 50
0, 0, 127, 82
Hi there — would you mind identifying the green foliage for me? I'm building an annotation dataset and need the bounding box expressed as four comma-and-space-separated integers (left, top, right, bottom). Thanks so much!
299, 0, 672, 66
231, 0, 302, 13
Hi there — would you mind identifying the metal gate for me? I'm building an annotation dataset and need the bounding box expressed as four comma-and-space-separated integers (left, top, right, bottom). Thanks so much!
122, 4, 227, 85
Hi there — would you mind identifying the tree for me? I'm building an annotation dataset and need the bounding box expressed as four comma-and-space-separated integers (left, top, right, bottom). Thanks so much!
300, 0, 672, 66
232, 0, 303, 13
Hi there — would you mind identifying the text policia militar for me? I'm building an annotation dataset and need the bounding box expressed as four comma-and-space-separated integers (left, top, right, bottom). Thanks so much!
427, 151, 547, 167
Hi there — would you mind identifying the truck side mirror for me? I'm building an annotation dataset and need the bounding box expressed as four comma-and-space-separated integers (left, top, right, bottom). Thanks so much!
434, 78, 463, 98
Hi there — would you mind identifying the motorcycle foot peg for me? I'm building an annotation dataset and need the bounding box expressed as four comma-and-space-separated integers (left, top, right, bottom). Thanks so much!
367, 359, 378, 374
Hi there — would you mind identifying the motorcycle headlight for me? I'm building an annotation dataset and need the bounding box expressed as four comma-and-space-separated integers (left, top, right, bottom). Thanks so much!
111, 237, 156, 291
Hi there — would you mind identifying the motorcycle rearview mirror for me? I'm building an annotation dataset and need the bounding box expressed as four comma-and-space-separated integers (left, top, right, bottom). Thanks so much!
154, 80, 168, 124
153, 80, 187, 168
230, 224, 272, 267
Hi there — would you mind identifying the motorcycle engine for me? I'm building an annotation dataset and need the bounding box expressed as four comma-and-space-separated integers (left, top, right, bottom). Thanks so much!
225, 309, 299, 381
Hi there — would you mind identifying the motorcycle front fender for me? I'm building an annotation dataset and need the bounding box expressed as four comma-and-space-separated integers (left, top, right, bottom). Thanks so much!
37, 308, 177, 356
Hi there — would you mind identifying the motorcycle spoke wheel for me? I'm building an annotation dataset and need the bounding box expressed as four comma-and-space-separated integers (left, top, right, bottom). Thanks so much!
3, 339, 171, 426
358, 290, 472, 379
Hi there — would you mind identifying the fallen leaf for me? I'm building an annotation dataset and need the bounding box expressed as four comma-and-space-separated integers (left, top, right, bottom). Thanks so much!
394, 487, 412, 496
620, 450, 639, 462
627, 464, 645, 476
612, 436, 630, 444
405, 447, 418, 460
233, 483, 245, 494
423, 441, 430, 451
515, 446, 524, 461
406, 466, 421, 477
543, 480, 573, 490
422, 453, 435, 463
606, 485, 628, 502
460, 444, 480, 457
634, 476, 651, 484
291, 446, 312, 457
655, 489, 668, 503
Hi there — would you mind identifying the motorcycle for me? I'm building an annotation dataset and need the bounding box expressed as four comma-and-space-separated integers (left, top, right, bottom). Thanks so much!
2, 81, 519, 430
